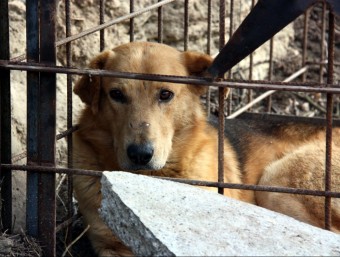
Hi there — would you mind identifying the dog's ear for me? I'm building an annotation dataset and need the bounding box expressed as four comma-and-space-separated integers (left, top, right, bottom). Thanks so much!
182, 51, 213, 76
181, 51, 213, 95
74, 50, 112, 114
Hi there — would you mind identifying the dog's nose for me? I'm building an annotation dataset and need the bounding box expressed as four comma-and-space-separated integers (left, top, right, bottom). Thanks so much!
127, 143, 154, 165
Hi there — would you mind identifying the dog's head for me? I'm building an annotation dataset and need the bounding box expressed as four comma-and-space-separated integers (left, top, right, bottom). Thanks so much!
74, 42, 212, 171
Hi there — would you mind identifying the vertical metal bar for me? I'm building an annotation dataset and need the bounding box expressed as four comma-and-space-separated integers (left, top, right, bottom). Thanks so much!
39, 0, 57, 255
100, 0, 105, 51
248, 0, 255, 106
268, 39, 274, 81
267, 37, 274, 112
65, 0, 74, 253
207, 0, 212, 55
130, 0, 134, 42
27, 1, 57, 255
0, 0, 12, 232
206, 0, 212, 117
219, 0, 225, 49
227, 0, 233, 115
228, 0, 233, 44
184, 0, 189, 51
157, 0, 163, 43
218, 0, 226, 195
324, 10, 335, 231
302, 9, 309, 82
26, 0, 40, 238
319, 2, 326, 84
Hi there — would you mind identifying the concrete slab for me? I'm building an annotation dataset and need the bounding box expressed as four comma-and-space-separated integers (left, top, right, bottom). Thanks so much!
100, 171, 340, 256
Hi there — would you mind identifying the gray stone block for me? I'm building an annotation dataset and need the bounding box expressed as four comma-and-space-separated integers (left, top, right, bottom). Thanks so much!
100, 171, 340, 256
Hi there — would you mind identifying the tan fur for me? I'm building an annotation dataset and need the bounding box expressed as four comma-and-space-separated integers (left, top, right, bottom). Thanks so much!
73, 42, 241, 256
242, 124, 333, 203
256, 141, 340, 233
73, 42, 340, 256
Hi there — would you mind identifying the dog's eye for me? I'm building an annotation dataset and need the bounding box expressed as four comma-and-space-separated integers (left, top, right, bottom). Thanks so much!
159, 89, 174, 102
109, 89, 126, 103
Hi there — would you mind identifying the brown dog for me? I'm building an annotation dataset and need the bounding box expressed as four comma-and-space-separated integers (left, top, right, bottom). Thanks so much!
73, 42, 241, 256
73, 42, 340, 256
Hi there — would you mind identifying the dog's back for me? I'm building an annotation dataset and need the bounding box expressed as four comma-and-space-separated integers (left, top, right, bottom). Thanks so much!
220, 114, 340, 232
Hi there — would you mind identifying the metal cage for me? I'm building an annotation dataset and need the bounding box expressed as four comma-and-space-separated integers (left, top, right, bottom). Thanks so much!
0, 0, 339, 256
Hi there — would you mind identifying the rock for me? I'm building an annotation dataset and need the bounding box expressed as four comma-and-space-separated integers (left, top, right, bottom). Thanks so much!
100, 171, 340, 256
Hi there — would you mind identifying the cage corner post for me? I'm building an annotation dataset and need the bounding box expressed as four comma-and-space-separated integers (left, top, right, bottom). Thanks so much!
0, 0, 12, 233
26, 0, 57, 256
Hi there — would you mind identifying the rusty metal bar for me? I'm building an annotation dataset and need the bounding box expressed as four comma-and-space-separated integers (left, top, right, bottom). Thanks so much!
324, 9, 335, 231
2, 164, 103, 177
26, 0, 40, 238
2, 61, 340, 93
184, 0, 189, 51
238, 112, 340, 127
302, 9, 309, 82
100, 0, 105, 50
228, 0, 233, 49
319, 2, 326, 83
217, 90, 225, 196
157, 0, 163, 43
65, 0, 74, 253
207, 0, 212, 55
268, 37, 274, 81
266, 37, 274, 112
206, 0, 212, 116
130, 0, 134, 42
159, 177, 340, 198
38, 0, 57, 255
227, 0, 234, 115
248, 0, 255, 106
2, 164, 340, 199
0, 0, 12, 232
217, 0, 226, 195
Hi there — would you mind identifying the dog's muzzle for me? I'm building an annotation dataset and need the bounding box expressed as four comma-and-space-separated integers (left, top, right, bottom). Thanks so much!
127, 143, 154, 166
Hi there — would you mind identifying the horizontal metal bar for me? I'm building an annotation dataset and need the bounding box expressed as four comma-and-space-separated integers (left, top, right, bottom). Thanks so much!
160, 177, 340, 198
1, 61, 340, 94
238, 112, 340, 126
2, 164, 340, 198
2, 164, 102, 177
